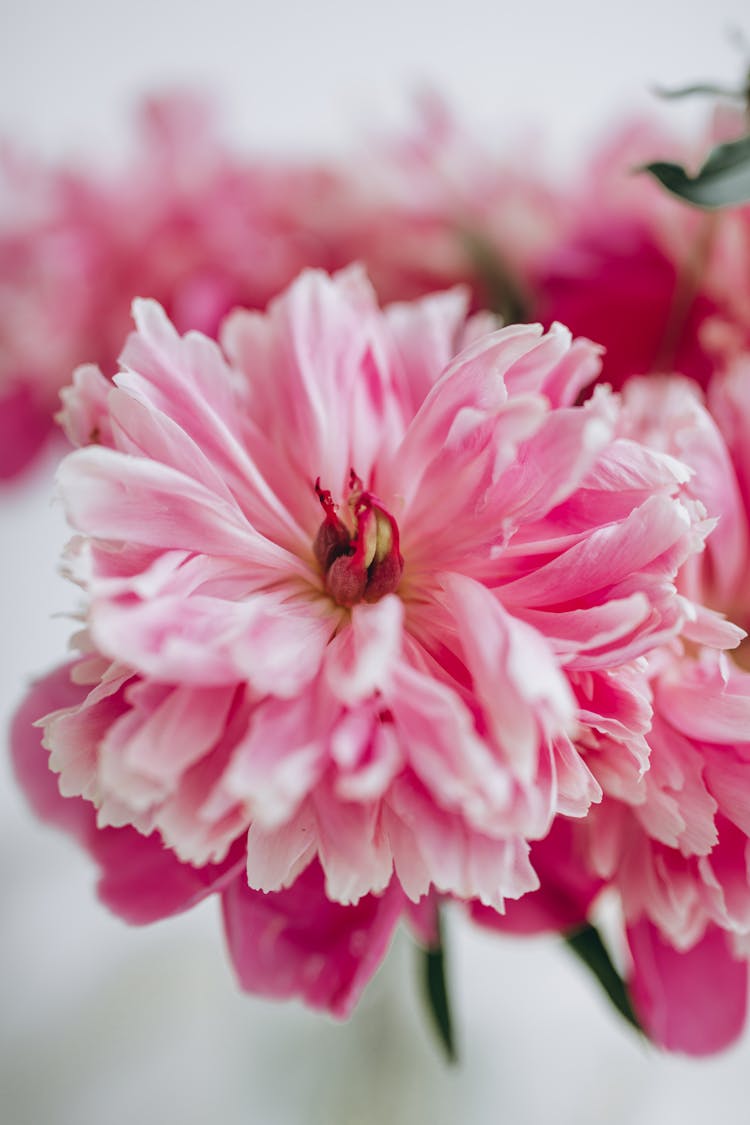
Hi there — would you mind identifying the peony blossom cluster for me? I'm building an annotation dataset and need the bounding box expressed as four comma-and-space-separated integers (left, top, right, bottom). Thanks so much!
0, 93, 557, 480
473, 113, 750, 1055
9, 94, 750, 1058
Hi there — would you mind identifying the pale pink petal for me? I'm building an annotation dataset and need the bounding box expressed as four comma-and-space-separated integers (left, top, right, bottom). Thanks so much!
696, 816, 750, 933
622, 375, 749, 610
518, 594, 654, 668
324, 595, 404, 705
470, 816, 602, 934
223, 688, 331, 831
57, 364, 114, 449
122, 298, 245, 439
390, 656, 515, 832
553, 733, 603, 817
441, 572, 575, 784
96, 682, 237, 810
680, 603, 746, 650
385, 772, 539, 909
490, 390, 615, 527
384, 323, 543, 510
112, 364, 308, 551
398, 393, 547, 569
245, 800, 318, 890
90, 589, 332, 692
224, 267, 405, 495
384, 286, 471, 415
58, 446, 299, 572
657, 657, 750, 745
634, 714, 718, 855
311, 785, 394, 903
501, 322, 603, 405
330, 706, 403, 803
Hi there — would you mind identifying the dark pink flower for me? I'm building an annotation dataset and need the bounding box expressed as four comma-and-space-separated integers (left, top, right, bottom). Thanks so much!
534, 119, 750, 393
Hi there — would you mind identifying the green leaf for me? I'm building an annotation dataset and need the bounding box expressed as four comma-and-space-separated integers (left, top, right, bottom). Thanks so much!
653, 81, 746, 102
641, 133, 750, 209
565, 923, 643, 1035
420, 912, 457, 1062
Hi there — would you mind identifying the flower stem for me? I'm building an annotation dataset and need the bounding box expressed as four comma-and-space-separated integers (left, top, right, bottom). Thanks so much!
420, 910, 458, 1062
564, 923, 643, 1035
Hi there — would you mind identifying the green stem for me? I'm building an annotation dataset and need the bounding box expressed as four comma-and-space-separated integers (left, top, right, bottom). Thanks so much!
564, 923, 643, 1035
420, 910, 458, 1062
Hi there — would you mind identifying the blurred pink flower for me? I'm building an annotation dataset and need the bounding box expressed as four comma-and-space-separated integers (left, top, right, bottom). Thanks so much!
0, 92, 561, 482
0, 93, 368, 480
326, 92, 566, 310
12, 265, 707, 1012
534, 118, 750, 393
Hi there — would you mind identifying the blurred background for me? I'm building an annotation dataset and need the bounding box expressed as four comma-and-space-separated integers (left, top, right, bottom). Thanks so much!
2, 1, 750, 1122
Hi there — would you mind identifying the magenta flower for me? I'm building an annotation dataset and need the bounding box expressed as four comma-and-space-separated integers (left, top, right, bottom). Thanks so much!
13, 266, 708, 1014
534, 119, 750, 393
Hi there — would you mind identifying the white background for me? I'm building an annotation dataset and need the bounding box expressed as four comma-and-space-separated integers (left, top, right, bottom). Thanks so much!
2, 2, 750, 1122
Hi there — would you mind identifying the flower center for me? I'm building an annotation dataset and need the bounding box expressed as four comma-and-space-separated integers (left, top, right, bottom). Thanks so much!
313, 471, 404, 607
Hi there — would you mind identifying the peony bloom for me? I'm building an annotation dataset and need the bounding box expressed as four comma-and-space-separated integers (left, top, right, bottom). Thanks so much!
474, 375, 750, 1054
13, 266, 710, 1014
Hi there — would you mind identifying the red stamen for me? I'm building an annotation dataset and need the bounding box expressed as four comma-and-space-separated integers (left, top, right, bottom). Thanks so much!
315, 478, 339, 524
314, 474, 404, 606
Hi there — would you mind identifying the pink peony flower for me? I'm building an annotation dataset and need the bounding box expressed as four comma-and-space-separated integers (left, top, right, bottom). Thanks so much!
533, 118, 750, 394
473, 376, 750, 1054
12, 265, 709, 1014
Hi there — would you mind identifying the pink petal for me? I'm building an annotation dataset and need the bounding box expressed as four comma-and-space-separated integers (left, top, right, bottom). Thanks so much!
502, 322, 602, 405
221, 861, 404, 1017
471, 816, 602, 934
390, 657, 514, 832
491, 391, 614, 527
0, 382, 55, 480
57, 364, 114, 449
90, 589, 331, 691
386, 322, 543, 512
656, 658, 750, 745
324, 595, 404, 705
498, 493, 693, 609
627, 918, 748, 1055
442, 572, 575, 785
11, 663, 242, 923
224, 267, 404, 497
385, 771, 539, 909
224, 688, 331, 830
58, 446, 295, 571
384, 287, 471, 416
